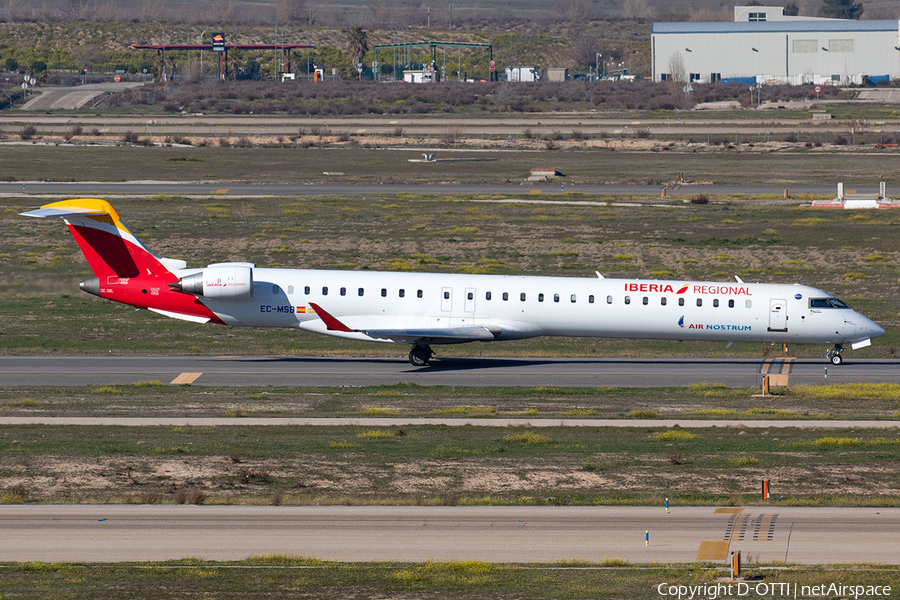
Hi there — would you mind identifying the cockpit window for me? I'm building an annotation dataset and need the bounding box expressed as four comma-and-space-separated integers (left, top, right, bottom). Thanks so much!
810, 298, 851, 309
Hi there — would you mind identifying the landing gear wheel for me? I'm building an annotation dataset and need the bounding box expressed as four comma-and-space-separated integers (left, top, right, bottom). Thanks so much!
409, 345, 433, 367
826, 344, 844, 366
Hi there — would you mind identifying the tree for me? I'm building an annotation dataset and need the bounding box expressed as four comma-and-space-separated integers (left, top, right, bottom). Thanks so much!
569, 31, 602, 69
276, 0, 307, 22
820, 0, 863, 19
347, 26, 368, 70
60, 0, 93, 21
5, 58, 18, 72
783, 2, 800, 16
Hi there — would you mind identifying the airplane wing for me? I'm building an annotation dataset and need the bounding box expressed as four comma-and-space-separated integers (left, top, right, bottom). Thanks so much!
359, 327, 497, 345
308, 302, 499, 344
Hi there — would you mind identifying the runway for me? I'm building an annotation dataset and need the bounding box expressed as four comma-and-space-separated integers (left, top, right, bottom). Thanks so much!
1, 181, 848, 198
2, 505, 899, 564
1, 356, 896, 388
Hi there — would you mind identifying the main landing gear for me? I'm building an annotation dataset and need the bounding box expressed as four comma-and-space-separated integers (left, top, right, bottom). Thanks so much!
408, 345, 434, 367
826, 344, 844, 366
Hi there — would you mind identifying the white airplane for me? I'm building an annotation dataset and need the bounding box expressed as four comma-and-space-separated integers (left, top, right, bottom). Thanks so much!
23, 199, 884, 367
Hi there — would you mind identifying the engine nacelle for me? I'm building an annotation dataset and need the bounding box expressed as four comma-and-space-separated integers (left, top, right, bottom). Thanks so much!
172, 264, 253, 300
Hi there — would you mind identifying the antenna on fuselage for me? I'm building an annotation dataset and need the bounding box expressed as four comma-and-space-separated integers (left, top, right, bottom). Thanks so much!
595, 271, 604, 279
734, 275, 744, 283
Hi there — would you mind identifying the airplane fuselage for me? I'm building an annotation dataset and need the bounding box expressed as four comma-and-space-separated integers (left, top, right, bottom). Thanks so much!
168, 268, 879, 347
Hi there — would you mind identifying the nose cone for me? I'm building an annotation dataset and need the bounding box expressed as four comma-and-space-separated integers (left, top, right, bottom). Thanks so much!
855, 313, 885, 340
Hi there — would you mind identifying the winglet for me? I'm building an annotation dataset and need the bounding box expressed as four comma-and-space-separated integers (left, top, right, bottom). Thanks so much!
308, 302, 353, 332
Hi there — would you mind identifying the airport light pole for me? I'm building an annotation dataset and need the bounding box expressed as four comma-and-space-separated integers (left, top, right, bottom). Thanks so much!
153, 20, 166, 79
194, 27, 210, 78
280, 22, 297, 80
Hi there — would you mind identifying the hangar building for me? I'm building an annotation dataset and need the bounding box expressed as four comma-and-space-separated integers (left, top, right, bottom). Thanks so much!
652, 6, 900, 85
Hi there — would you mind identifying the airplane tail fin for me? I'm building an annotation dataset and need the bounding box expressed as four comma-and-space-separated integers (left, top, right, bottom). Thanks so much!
20, 199, 184, 279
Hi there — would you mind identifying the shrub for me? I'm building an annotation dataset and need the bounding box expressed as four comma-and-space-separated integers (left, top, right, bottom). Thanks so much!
120, 130, 141, 144
651, 429, 700, 442
503, 432, 553, 444
625, 409, 662, 419
20, 124, 36, 140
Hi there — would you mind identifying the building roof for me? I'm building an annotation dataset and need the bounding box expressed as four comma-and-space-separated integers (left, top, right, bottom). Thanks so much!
652, 20, 898, 34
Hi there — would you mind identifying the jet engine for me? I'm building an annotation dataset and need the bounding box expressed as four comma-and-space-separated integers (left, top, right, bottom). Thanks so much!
170, 264, 253, 300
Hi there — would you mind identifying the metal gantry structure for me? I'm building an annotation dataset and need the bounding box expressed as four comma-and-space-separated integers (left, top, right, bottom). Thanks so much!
373, 41, 493, 82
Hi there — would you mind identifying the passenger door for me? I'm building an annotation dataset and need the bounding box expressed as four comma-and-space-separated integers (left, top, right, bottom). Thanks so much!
768, 298, 787, 332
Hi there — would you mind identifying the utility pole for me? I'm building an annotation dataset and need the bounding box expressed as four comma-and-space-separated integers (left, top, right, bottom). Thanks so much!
153, 20, 167, 81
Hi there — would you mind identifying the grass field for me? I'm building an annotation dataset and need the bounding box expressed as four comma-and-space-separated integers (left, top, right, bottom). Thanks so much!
3, 382, 900, 420
4, 144, 900, 185
5, 418, 900, 505
1, 559, 898, 600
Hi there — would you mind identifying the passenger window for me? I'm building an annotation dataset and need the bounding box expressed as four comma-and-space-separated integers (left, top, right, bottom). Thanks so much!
340, 287, 346, 296
520, 293, 526, 302
538, 293, 544, 302
728, 299, 735, 308
606, 295, 613, 304
696, 298, 702, 307
417, 290, 423, 298
399, 289, 405, 298
273, 285, 280, 294
678, 298, 685, 307
589, 295, 594, 304
642, 296, 648, 305
304, 286, 310, 295
288, 285, 294, 294
570, 294, 576, 303
381, 288, 387, 297
322, 286, 328, 295
713, 299, 719, 308
661, 297, 667, 306
358, 288, 364, 297
503, 292, 509, 301
746, 300, 752, 308
625, 296, 631, 305
486, 291, 492, 301
444, 291, 450, 300
467, 292, 474, 300
554, 293, 560, 303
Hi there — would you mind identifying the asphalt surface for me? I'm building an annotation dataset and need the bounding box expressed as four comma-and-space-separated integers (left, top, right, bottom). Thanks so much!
3, 505, 899, 564
1, 181, 853, 198
18, 82, 143, 111
1, 356, 896, 388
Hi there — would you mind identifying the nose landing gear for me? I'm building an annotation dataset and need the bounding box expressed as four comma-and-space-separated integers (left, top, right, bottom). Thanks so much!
826, 344, 844, 365
409, 345, 434, 367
